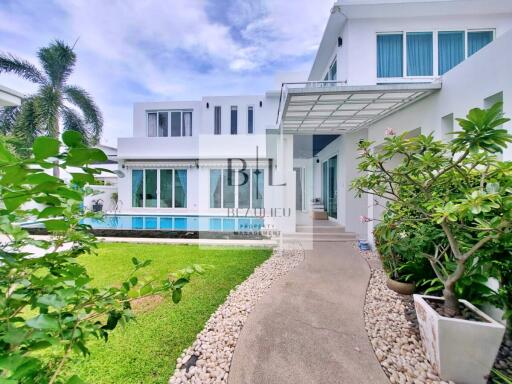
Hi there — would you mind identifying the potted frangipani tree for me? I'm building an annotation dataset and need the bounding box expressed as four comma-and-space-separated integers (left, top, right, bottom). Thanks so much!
352, 103, 512, 384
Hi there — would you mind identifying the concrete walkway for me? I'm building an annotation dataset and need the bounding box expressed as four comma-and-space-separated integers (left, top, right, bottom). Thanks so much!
228, 240, 389, 384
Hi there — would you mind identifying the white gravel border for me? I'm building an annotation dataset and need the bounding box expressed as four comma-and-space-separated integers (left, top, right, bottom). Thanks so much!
169, 248, 305, 384
359, 248, 455, 384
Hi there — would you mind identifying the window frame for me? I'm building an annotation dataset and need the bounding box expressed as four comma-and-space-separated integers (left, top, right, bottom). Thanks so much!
146, 110, 193, 137
376, 28, 495, 82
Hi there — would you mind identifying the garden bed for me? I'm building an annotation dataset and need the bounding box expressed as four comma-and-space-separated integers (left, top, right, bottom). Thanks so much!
360, 247, 453, 384
361, 247, 512, 384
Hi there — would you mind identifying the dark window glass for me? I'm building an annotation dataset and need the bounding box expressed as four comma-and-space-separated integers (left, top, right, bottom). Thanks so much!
158, 112, 168, 137
132, 170, 144, 207
248, 106, 254, 134
145, 169, 158, 207
252, 169, 264, 209
231, 106, 237, 135
171, 111, 181, 137
210, 169, 222, 208
238, 169, 250, 208
214, 106, 221, 134
160, 169, 173, 207
223, 169, 235, 208
174, 170, 187, 208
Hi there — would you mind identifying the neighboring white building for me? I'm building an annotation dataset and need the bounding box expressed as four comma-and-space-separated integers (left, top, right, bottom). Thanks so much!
0, 84, 23, 107
116, 0, 512, 239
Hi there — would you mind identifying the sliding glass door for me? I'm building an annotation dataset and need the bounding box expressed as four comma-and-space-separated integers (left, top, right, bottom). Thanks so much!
322, 156, 337, 219
132, 169, 187, 208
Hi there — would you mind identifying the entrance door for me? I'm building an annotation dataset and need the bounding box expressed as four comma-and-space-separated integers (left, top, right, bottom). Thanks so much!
322, 156, 337, 219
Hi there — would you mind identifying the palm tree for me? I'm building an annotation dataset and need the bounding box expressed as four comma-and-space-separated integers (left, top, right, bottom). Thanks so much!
0, 40, 103, 175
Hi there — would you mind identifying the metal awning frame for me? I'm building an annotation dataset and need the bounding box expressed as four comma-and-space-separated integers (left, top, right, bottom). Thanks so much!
277, 81, 442, 134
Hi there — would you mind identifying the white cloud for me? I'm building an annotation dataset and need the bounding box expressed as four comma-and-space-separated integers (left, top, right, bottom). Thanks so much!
0, 0, 333, 145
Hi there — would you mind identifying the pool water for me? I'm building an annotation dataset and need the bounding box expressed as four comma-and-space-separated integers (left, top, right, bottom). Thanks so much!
81, 215, 264, 232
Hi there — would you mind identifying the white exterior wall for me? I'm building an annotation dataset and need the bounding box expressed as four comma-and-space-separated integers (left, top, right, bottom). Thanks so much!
364, 27, 512, 240
311, 12, 512, 85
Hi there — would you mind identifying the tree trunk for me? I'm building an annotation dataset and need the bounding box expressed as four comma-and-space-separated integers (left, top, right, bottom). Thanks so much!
443, 285, 460, 317
52, 119, 60, 178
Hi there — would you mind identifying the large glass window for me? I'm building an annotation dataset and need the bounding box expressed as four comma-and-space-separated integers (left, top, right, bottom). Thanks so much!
438, 31, 465, 75
210, 169, 222, 208
160, 170, 173, 208
132, 169, 187, 208
247, 106, 254, 134
468, 30, 493, 56
174, 170, 187, 208
148, 113, 157, 137
252, 169, 264, 209
377, 33, 403, 78
145, 170, 158, 208
230, 106, 238, 135
132, 170, 144, 207
147, 110, 192, 137
407, 32, 433, 76
210, 168, 264, 209
223, 169, 235, 208
238, 169, 250, 208
214, 106, 221, 135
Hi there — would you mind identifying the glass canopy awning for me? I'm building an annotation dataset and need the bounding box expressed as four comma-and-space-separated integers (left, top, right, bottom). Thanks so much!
277, 82, 442, 134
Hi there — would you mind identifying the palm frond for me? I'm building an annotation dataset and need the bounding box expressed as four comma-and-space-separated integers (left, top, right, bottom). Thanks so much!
35, 85, 60, 137
64, 85, 103, 144
10, 97, 42, 154
0, 52, 46, 84
62, 106, 87, 136
37, 40, 76, 88
0, 105, 20, 134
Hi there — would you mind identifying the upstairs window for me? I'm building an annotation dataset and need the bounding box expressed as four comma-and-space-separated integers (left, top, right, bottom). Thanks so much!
323, 58, 337, 82
147, 110, 192, 137
247, 106, 254, 134
407, 32, 433, 76
230, 106, 238, 135
468, 30, 494, 56
438, 31, 464, 75
214, 106, 221, 135
377, 33, 403, 78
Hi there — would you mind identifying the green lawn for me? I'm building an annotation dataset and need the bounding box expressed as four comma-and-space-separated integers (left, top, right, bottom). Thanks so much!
68, 243, 272, 384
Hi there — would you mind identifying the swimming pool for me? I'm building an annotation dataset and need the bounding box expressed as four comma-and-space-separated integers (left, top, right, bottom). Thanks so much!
81, 215, 265, 232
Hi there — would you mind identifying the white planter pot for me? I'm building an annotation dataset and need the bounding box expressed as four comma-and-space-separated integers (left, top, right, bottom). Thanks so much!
413, 294, 505, 384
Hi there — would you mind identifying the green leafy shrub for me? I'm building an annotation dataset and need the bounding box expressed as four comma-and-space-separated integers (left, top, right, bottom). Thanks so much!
352, 103, 512, 316
0, 132, 195, 383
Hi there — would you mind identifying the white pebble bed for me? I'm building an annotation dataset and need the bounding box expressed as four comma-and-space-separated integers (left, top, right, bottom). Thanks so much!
360, 249, 455, 384
168, 248, 304, 384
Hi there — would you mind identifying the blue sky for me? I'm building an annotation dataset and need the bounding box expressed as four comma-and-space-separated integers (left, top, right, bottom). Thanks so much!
0, 0, 333, 145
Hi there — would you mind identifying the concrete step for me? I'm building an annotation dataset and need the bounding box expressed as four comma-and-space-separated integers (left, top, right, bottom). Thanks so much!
280, 232, 357, 242
296, 225, 346, 233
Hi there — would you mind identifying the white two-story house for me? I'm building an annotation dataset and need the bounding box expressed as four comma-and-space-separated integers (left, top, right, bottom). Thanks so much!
115, 0, 512, 240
